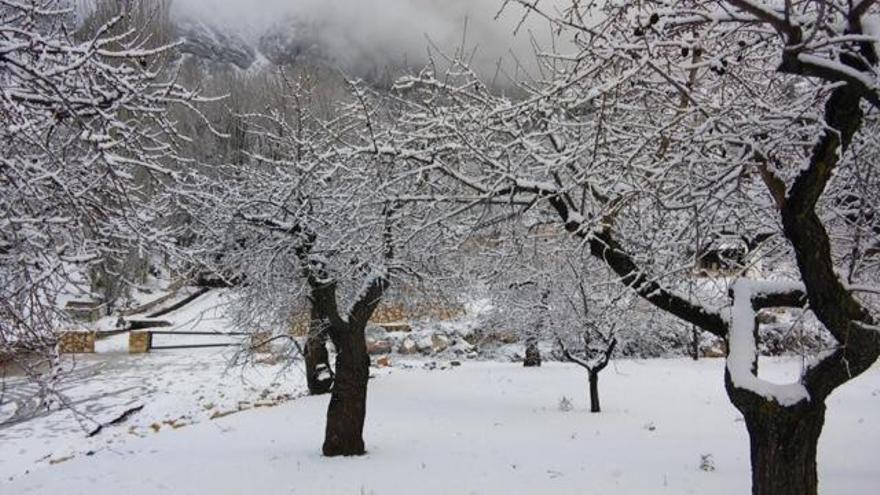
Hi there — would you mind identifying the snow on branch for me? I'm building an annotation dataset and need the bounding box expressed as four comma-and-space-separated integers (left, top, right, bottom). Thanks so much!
727, 279, 810, 406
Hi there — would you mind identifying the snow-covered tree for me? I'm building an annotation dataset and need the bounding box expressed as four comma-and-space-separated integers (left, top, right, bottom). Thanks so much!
186, 72, 457, 456
0, 0, 205, 367
385, 1, 880, 492
553, 258, 624, 414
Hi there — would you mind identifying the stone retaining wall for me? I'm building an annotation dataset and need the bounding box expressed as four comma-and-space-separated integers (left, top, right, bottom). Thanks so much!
129, 331, 153, 354
290, 301, 465, 337
58, 331, 97, 354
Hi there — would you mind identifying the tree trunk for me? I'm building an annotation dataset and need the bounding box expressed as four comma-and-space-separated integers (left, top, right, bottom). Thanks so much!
524, 338, 541, 367
742, 402, 825, 495
322, 326, 370, 457
727, 370, 826, 495
305, 306, 333, 395
305, 330, 333, 395
588, 370, 600, 413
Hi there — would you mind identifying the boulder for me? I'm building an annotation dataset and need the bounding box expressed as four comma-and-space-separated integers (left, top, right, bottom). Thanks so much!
756, 310, 778, 324
399, 337, 418, 355
366, 325, 389, 340
703, 346, 726, 358
415, 334, 434, 353
431, 334, 450, 353
367, 339, 393, 355
495, 331, 520, 344
451, 339, 475, 355
375, 355, 392, 368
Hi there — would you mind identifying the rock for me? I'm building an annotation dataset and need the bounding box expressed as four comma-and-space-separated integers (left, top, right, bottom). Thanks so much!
431, 334, 450, 353
451, 339, 475, 355
64, 300, 104, 322
379, 322, 412, 333
376, 355, 392, 368
367, 338, 393, 355
452, 324, 476, 340
366, 325, 389, 340
450, 360, 462, 367
703, 345, 726, 358
399, 338, 418, 355
415, 334, 434, 353
756, 310, 778, 324
495, 331, 520, 344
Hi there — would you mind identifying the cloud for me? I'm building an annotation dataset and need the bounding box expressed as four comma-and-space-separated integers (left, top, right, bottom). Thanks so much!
171, 0, 569, 79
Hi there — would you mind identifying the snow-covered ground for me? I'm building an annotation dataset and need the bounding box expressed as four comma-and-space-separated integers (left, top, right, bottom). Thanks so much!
3, 358, 878, 494
1, 289, 306, 483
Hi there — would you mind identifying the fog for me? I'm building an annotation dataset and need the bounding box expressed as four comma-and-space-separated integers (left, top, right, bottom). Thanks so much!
171, 0, 569, 79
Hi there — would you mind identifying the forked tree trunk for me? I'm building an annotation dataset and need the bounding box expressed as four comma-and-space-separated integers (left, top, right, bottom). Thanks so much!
727, 371, 826, 495
322, 325, 371, 457
588, 370, 600, 413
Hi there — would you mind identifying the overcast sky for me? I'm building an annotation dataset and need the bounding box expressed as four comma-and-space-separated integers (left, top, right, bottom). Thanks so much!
170, 0, 568, 78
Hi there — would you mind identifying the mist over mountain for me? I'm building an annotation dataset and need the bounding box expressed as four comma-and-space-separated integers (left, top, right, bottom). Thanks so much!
169, 0, 565, 79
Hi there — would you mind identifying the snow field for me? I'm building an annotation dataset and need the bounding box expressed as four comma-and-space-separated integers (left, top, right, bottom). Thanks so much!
3, 358, 878, 494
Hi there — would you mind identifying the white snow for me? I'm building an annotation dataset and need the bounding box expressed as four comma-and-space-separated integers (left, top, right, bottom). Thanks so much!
2, 358, 879, 494
727, 279, 810, 406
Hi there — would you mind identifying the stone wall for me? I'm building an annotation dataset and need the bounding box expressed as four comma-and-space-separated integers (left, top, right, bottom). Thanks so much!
64, 301, 105, 323
58, 331, 97, 354
251, 332, 272, 353
129, 331, 153, 354
289, 301, 466, 337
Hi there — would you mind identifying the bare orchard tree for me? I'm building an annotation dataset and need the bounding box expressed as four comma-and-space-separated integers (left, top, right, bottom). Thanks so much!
0, 0, 206, 374
387, 0, 880, 492
186, 75, 451, 456
554, 259, 623, 414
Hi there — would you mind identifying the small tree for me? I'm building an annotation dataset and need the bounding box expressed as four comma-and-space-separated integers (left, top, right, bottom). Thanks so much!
555, 261, 620, 413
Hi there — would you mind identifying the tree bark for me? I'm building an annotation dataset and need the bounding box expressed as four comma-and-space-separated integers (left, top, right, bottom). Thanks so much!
743, 402, 824, 495
588, 370, 600, 413
726, 370, 825, 495
305, 312, 333, 396
524, 338, 541, 367
310, 270, 387, 457
322, 325, 370, 456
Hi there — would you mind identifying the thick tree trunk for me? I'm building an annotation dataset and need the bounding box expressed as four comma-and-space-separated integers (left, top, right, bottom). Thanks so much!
742, 402, 825, 495
322, 326, 370, 457
524, 338, 541, 367
727, 370, 826, 495
588, 370, 600, 413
